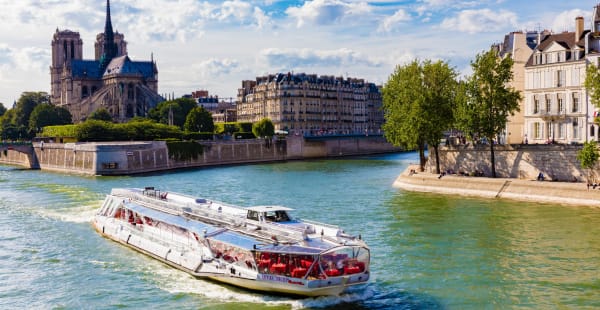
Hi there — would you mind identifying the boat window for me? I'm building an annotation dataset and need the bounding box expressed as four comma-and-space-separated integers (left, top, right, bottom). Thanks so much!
318, 246, 369, 277
264, 210, 290, 222
247, 210, 259, 221
255, 252, 319, 279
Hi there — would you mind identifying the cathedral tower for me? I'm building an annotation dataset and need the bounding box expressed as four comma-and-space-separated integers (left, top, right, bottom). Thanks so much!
50, 29, 83, 105
99, 0, 118, 70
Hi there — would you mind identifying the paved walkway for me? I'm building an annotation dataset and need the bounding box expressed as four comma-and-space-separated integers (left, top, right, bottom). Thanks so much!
393, 165, 600, 207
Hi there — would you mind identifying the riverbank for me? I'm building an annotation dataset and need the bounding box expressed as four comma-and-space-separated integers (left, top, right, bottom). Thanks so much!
393, 165, 600, 207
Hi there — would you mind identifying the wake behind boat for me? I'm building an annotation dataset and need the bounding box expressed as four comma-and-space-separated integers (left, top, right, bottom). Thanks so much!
92, 188, 370, 296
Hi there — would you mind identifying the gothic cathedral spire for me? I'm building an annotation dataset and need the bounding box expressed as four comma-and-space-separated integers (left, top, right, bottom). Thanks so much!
100, 0, 116, 70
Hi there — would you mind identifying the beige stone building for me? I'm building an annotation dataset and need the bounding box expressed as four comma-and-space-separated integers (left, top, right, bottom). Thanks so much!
236, 73, 384, 136
523, 8, 600, 144
494, 31, 540, 144
50, 0, 162, 123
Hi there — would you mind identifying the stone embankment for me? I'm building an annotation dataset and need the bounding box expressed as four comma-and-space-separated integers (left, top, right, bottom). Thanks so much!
394, 165, 600, 207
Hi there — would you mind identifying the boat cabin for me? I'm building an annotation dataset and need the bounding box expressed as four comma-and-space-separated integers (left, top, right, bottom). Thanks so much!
246, 206, 293, 223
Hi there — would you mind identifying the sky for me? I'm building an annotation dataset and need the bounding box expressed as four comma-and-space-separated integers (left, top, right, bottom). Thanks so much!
0, 0, 598, 106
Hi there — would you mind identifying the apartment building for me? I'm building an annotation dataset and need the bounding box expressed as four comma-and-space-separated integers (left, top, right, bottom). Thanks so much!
494, 31, 540, 144
523, 8, 600, 144
236, 73, 383, 136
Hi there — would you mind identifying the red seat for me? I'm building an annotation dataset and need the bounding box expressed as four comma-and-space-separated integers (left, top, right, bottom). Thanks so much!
291, 267, 307, 278
258, 259, 271, 269
325, 269, 340, 277
300, 259, 314, 268
355, 262, 365, 272
270, 263, 286, 274
344, 266, 361, 274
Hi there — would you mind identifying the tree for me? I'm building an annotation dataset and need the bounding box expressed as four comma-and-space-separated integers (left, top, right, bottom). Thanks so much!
252, 118, 275, 138
0, 102, 6, 117
14, 92, 49, 130
455, 48, 521, 178
585, 61, 600, 123
184, 106, 214, 133
382, 59, 458, 172
148, 98, 197, 128
577, 141, 599, 184
29, 104, 72, 133
88, 108, 113, 122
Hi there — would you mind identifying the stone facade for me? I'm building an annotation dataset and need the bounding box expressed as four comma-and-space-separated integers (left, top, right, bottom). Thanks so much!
493, 31, 539, 144
237, 73, 384, 136
426, 144, 600, 182
522, 8, 600, 144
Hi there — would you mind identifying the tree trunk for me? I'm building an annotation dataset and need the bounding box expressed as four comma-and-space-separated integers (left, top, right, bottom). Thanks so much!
490, 141, 496, 178
434, 144, 441, 174
419, 144, 426, 172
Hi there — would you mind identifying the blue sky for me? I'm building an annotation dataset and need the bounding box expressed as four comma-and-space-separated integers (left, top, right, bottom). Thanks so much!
0, 0, 598, 106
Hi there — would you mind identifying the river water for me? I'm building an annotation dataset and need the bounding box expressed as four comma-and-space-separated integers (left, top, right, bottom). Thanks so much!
0, 152, 598, 309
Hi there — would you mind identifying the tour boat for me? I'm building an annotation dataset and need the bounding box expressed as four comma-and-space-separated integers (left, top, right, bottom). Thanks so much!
92, 188, 370, 296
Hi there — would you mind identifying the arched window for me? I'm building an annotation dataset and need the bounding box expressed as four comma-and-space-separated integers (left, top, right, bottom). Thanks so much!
91, 86, 98, 94
63, 41, 67, 60
82, 86, 89, 98
128, 83, 134, 100
71, 41, 75, 59
126, 104, 134, 118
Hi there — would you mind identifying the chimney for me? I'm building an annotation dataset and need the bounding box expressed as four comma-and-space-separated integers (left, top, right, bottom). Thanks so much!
575, 16, 584, 41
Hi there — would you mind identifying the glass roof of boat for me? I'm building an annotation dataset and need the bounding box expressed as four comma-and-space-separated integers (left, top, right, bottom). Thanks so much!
255, 244, 323, 254
245, 206, 294, 212
208, 231, 259, 250
126, 202, 220, 235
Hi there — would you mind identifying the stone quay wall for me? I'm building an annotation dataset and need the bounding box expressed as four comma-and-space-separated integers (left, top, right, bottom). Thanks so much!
0, 136, 398, 175
0, 140, 286, 175
394, 165, 600, 207
286, 135, 401, 159
426, 144, 597, 182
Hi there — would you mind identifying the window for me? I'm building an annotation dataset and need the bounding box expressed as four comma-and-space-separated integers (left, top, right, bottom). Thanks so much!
572, 94, 579, 112
591, 125, 596, 137
559, 123, 565, 139
534, 122, 541, 139
558, 97, 564, 112
545, 96, 552, 113
557, 70, 565, 87
534, 98, 540, 114
573, 119, 579, 139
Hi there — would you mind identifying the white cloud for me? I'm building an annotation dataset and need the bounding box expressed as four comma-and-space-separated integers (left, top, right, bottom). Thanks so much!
286, 0, 372, 27
260, 48, 381, 69
416, 0, 482, 16
192, 58, 242, 79
550, 9, 589, 32
379, 9, 412, 32
440, 9, 518, 33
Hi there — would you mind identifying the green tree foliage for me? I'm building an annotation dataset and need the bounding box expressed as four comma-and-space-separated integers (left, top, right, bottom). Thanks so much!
0, 102, 6, 117
184, 106, 214, 133
29, 104, 72, 132
382, 59, 458, 172
585, 62, 600, 124
455, 48, 521, 177
14, 92, 49, 130
0, 92, 49, 140
252, 118, 275, 138
148, 98, 196, 128
577, 141, 599, 182
88, 108, 113, 122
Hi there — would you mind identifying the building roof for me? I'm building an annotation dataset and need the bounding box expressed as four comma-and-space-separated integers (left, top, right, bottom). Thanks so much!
525, 30, 590, 67
103, 55, 155, 78
71, 60, 103, 79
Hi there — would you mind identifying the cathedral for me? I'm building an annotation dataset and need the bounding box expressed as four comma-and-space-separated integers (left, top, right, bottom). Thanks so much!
50, 0, 163, 123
